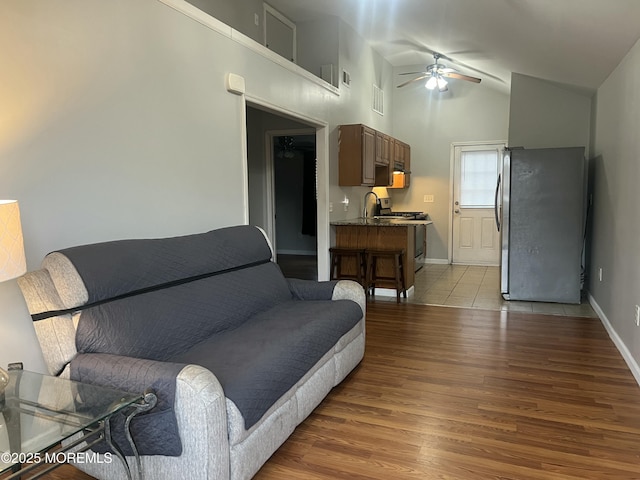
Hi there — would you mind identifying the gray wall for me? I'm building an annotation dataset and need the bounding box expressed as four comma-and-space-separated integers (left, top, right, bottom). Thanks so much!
328, 21, 396, 222
187, 0, 263, 43
589, 37, 640, 380
390, 71, 510, 261
508, 73, 592, 154
297, 17, 340, 86
5, 0, 635, 381
0, 0, 393, 372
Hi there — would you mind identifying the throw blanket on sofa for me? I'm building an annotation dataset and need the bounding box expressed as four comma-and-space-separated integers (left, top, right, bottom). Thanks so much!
71, 354, 185, 456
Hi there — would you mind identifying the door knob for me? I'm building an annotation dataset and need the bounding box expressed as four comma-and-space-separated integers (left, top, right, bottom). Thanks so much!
455, 209, 460, 214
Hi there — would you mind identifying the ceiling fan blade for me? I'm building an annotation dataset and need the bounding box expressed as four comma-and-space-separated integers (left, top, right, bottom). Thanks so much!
399, 71, 428, 76
397, 74, 428, 88
442, 72, 482, 83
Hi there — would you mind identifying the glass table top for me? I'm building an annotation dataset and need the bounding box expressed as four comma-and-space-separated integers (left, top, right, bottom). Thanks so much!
0, 369, 142, 473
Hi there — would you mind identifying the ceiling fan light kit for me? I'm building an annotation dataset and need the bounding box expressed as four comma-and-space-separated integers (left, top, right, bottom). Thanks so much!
399, 52, 481, 92
425, 75, 438, 90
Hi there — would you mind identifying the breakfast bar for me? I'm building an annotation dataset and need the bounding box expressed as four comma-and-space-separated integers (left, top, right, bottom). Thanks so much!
330, 218, 432, 294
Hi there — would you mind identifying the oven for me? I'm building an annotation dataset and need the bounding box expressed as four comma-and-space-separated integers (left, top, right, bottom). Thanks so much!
414, 223, 425, 270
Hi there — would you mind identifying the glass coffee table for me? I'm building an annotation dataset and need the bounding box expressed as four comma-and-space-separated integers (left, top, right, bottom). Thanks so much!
0, 365, 156, 480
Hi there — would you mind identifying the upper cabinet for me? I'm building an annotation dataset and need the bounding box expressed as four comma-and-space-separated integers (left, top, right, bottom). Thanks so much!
375, 131, 391, 166
390, 140, 411, 189
338, 124, 376, 186
339, 124, 410, 188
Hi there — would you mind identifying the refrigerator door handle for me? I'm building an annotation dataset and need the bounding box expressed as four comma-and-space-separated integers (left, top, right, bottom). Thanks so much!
500, 149, 511, 297
494, 173, 501, 232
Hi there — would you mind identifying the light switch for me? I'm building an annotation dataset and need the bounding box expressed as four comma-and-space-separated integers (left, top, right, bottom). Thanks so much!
424, 194, 434, 203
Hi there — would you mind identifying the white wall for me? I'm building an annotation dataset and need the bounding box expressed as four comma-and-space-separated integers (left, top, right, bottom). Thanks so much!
0, 0, 393, 372
509, 73, 592, 154
589, 37, 640, 379
391, 71, 510, 260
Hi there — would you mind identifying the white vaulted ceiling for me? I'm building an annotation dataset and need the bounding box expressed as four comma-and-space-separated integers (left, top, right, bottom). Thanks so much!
266, 0, 640, 92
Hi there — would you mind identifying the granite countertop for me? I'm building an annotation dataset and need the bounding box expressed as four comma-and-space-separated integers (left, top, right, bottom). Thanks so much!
330, 217, 433, 226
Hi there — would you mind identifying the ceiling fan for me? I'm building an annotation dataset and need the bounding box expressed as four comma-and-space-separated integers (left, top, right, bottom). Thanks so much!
397, 53, 481, 92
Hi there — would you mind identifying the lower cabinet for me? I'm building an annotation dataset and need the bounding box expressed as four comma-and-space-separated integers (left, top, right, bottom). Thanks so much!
333, 225, 416, 289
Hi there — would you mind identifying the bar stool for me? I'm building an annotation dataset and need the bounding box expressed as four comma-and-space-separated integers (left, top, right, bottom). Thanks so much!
329, 247, 367, 287
366, 248, 407, 303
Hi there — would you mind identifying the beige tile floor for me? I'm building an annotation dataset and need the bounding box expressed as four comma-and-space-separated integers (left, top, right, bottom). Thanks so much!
376, 263, 597, 318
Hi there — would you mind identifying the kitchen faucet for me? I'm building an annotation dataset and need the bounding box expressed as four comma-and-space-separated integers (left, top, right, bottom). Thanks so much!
363, 191, 379, 218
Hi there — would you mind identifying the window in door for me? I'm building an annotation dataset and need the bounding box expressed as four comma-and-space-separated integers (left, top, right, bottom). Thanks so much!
460, 149, 499, 207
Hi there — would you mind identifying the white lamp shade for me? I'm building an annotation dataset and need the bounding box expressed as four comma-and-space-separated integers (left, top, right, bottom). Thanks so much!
0, 200, 27, 282
425, 76, 438, 90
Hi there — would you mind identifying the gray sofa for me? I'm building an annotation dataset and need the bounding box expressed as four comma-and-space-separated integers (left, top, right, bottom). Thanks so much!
18, 225, 365, 480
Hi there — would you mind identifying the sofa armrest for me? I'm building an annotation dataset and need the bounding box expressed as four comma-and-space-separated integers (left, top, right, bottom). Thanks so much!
332, 280, 366, 317
287, 278, 338, 301
173, 364, 230, 480
68, 355, 230, 480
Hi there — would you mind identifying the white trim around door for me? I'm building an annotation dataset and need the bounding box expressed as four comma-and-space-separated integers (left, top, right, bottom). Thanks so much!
448, 140, 507, 265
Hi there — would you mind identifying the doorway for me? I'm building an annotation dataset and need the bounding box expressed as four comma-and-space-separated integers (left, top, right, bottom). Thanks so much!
271, 133, 318, 280
245, 105, 323, 280
450, 142, 505, 265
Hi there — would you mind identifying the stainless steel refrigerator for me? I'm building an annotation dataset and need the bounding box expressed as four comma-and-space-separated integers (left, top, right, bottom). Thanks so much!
497, 147, 585, 304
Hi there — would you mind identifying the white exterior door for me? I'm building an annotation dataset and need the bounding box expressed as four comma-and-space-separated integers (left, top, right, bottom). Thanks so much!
452, 143, 504, 265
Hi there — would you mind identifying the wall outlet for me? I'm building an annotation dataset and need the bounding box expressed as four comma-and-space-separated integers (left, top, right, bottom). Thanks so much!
329, 202, 333, 213
424, 194, 434, 203
254, 13, 259, 26
635, 305, 640, 326
599, 267, 603, 282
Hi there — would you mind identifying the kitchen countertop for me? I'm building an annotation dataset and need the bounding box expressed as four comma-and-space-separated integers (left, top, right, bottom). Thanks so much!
330, 217, 433, 226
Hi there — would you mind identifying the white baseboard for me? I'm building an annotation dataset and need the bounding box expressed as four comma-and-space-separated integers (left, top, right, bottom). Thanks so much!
276, 249, 317, 256
424, 258, 449, 265
370, 286, 415, 298
589, 293, 640, 387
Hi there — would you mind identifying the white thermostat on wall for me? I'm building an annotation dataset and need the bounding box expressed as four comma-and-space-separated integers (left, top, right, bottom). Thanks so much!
226, 73, 246, 95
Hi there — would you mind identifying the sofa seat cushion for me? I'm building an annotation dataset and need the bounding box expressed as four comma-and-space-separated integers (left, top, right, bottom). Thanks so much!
168, 299, 363, 430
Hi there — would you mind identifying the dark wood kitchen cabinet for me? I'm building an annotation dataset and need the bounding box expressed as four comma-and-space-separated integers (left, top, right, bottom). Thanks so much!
339, 124, 410, 187
390, 141, 411, 188
338, 124, 376, 186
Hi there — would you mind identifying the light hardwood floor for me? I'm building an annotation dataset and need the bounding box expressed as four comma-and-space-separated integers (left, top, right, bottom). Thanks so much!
31, 302, 640, 480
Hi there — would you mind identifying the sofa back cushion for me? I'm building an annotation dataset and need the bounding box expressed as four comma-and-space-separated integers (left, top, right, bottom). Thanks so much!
40, 226, 292, 360
45, 225, 275, 306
